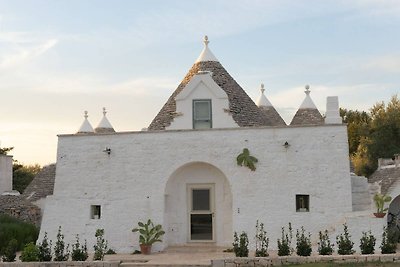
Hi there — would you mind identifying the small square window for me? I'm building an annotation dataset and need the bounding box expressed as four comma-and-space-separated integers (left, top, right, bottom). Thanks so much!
91, 205, 101, 219
193, 100, 212, 129
296, 195, 309, 212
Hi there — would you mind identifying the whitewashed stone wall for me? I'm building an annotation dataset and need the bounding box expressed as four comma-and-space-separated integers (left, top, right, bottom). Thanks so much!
40, 124, 354, 253
0, 155, 12, 194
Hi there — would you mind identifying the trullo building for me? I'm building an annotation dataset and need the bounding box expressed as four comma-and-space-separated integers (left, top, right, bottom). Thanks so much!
39, 36, 386, 253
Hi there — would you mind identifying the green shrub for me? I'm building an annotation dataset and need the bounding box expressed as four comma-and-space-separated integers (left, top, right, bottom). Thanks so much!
71, 234, 88, 261
20, 242, 39, 262
277, 222, 293, 256
381, 226, 397, 254
38, 232, 52, 261
53, 226, 69, 261
254, 220, 269, 257
232, 231, 249, 257
317, 230, 334, 255
93, 229, 108, 261
336, 223, 355, 255
105, 248, 116, 255
296, 226, 312, 256
2, 239, 18, 262
360, 230, 376, 254
0, 214, 39, 253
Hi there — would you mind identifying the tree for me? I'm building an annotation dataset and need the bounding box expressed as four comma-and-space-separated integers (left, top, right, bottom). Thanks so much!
340, 108, 371, 155
12, 163, 41, 193
0, 147, 14, 155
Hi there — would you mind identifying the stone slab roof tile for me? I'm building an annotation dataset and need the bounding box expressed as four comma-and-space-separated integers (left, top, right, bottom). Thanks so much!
22, 164, 56, 202
368, 167, 400, 195
259, 106, 286, 126
290, 108, 324, 126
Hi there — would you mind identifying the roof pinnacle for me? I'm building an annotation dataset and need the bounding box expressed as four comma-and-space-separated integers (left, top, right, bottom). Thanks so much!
84, 110, 88, 119
260, 83, 265, 94
103, 107, 107, 116
305, 84, 310, 95
203, 35, 209, 46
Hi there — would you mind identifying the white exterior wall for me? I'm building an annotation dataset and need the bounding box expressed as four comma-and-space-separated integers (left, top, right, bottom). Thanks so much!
40, 124, 353, 253
0, 155, 13, 194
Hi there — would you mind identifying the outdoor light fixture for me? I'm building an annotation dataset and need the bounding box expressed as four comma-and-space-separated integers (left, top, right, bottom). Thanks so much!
283, 141, 290, 149
103, 147, 111, 155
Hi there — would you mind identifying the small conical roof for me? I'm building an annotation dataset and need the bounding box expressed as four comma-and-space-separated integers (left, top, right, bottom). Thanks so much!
94, 107, 115, 133
77, 111, 94, 134
148, 37, 274, 130
195, 36, 219, 63
256, 84, 286, 126
290, 85, 324, 126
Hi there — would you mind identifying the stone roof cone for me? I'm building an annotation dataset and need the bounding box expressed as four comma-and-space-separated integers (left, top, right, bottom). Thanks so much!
290, 85, 324, 125
77, 111, 94, 134
95, 107, 115, 133
256, 84, 286, 126
148, 36, 274, 130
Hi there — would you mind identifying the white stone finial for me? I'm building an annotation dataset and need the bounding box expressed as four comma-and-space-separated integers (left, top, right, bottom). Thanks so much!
305, 84, 310, 95
203, 35, 209, 46
103, 107, 107, 116
260, 83, 265, 94
84, 111, 88, 119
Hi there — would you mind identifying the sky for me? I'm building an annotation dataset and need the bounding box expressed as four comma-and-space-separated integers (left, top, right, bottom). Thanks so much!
0, 0, 399, 165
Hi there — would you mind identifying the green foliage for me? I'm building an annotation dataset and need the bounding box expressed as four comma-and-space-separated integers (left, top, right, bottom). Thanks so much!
12, 163, 41, 193
373, 193, 392, 213
232, 231, 249, 257
254, 220, 269, 257
71, 234, 88, 261
0, 214, 39, 254
277, 222, 293, 256
360, 231, 376, 255
236, 148, 258, 171
132, 219, 165, 246
38, 232, 52, 261
20, 242, 39, 262
0, 147, 14, 155
53, 226, 69, 261
381, 226, 397, 254
1, 239, 18, 262
317, 230, 334, 255
340, 108, 371, 155
93, 229, 108, 261
336, 223, 355, 255
296, 227, 312, 256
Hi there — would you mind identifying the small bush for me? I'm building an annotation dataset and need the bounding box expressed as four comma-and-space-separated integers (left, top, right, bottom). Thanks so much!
38, 232, 52, 261
277, 222, 293, 256
20, 242, 39, 262
296, 226, 312, 256
233, 231, 249, 257
255, 220, 269, 257
0, 214, 39, 253
2, 239, 18, 262
53, 226, 69, 261
360, 231, 376, 254
318, 230, 334, 255
336, 223, 355, 255
71, 234, 88, 261
93, 229, 108, 261
381, 226, 397, 254
105, 248, 116, 255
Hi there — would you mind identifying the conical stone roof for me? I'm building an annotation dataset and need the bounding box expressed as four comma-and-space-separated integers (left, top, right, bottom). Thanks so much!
256, 84, 286, 126
290, 85, 324, 126
77, 111, 94, 134
95, 107, 115, 133
148, 37, 273, 130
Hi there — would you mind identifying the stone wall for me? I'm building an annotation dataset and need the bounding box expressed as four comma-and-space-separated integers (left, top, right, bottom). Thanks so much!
0, 155, 13, 194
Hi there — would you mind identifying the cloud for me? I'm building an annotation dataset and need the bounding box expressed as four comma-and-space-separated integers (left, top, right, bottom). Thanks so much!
364, 55, 400, 73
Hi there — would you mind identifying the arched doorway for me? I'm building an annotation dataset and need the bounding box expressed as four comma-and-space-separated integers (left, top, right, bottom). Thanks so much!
164, 162, 233, 247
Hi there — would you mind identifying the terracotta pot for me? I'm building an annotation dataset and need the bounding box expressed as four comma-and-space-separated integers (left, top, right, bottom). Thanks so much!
373, 212, 386, 218
140, 244, 152, 255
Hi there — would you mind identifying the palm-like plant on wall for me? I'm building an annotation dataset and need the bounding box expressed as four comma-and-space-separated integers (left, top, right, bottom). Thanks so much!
373, 193, 392, 218
236, 148, 258, 171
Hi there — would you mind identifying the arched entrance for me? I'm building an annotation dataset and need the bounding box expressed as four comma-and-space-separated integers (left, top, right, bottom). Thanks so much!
164, 162, 233, 247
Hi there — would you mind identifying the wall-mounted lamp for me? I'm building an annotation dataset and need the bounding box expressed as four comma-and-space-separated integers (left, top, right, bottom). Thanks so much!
103, 147, 111, 155
283, 141, 290, 149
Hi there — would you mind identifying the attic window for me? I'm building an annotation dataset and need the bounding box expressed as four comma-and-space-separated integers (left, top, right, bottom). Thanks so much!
91, 205, 101, 219
296, 195, 309, 212
193, 99, 212, 129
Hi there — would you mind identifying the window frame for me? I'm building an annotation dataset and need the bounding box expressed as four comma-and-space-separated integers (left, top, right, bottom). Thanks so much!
192, 99, 212, 129
295, 194, 310, 212
91, 205, 101, 219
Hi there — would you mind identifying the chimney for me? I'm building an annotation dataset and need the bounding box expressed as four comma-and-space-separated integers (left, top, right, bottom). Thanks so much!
325, 96, 342, 124
0, 155, 13, 194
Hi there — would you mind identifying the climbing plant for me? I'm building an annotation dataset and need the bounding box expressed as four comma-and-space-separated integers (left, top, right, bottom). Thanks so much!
236, 148, 258, 171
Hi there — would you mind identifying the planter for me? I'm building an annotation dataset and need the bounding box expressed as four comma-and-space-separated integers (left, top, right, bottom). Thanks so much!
140, 244, 152, 255
373, 212, 386, 218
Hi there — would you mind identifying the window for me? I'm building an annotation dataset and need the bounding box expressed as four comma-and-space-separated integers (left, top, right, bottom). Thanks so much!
296, 195, 309, 212
193, 99, 212, 129
91, 205, 101, 219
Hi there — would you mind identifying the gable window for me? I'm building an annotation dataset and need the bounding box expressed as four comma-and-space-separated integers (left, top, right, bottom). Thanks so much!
193, 99, 212, 129
296, 195, 309, 212
91, 205, 101, 219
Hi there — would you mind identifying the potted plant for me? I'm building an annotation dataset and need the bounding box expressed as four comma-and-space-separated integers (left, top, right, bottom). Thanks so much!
132, 219, 165, 254
373, 193, 392, 218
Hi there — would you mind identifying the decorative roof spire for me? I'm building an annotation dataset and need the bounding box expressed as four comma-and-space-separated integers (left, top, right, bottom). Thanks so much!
94, 107, 115, 133
77, 110, 94, 134
299, 84, 317, 109
256, 83, 272, 107
195, 35, 219, 63
290, 84, 324, 125
305, 84, 310, 95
